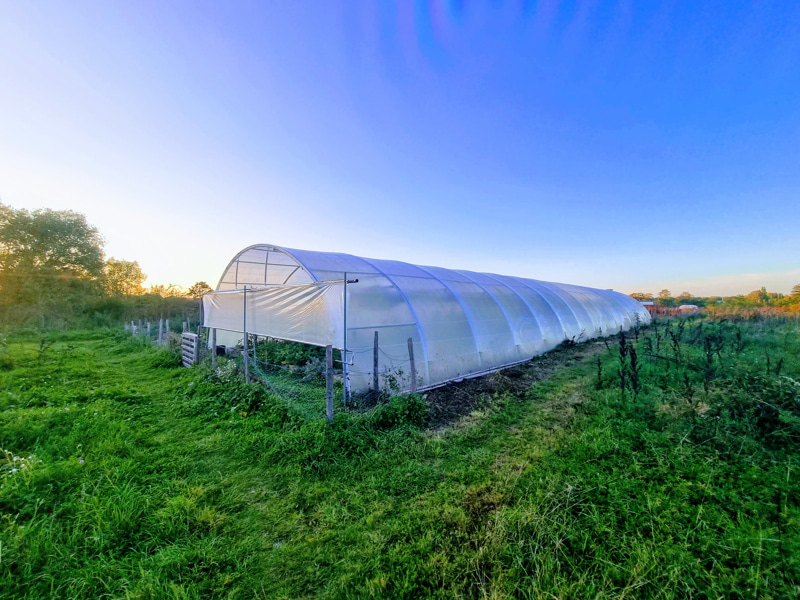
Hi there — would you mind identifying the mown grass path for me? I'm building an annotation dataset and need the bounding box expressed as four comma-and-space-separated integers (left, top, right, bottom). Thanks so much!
1, 321, 799, 599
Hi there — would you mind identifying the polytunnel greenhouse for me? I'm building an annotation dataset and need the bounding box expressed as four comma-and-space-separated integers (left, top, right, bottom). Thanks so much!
203, 244, 651, 394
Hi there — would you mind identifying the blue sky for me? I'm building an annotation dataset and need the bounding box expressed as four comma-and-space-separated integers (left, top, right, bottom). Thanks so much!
1, 1, 798, 295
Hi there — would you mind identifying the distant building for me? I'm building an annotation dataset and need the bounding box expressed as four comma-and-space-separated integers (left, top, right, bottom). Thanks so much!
678, 304, 700, 313
639, 300, 656, 316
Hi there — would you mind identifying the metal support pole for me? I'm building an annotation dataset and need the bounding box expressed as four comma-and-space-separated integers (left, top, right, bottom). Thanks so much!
373, 331, 379, 396
158, 319, 163, 345
408, 337, 416, 393
243, 286, 249, 383
211, 328, 217, 367
343, 273, 348, 406
326, 345, 333, 424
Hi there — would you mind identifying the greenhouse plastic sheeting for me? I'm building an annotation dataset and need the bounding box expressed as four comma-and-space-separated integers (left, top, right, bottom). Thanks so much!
204, 282, 343, 349
204, 244, 651, 393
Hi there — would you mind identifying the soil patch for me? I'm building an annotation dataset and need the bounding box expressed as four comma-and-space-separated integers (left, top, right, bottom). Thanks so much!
424, 337, 611, 430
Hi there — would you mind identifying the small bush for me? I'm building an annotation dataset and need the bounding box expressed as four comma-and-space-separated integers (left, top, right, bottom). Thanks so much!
370, 394, 427, 430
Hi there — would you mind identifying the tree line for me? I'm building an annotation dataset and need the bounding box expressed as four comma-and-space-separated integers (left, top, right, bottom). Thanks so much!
0, 203, 212, 329
629, 286, 800, 312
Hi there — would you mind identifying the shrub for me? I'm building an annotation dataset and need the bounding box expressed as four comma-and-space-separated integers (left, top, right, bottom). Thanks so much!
370, 394, 427, 430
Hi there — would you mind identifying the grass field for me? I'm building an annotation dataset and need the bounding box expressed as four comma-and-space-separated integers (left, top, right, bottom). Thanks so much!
1, 316, 798, 599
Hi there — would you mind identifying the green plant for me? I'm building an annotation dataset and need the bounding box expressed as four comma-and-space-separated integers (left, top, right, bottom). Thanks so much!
369, 394, 427, 430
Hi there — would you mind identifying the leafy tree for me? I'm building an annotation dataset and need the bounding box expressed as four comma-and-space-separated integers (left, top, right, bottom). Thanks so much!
746, 287, 770, 305
0, 203, 104, 305
629, 292, 653, 301
147, 284, 185, 298
187, 281, 212, 298
656, 289, 675, 307
104, 258, 146, 296
791, 284, 800, 298
676, 291, 694, 303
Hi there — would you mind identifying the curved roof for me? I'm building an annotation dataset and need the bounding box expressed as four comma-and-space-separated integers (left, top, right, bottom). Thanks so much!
208, 244, 650, 392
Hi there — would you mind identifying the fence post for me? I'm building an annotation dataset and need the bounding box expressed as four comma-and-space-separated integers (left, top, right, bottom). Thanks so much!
211, 328, 217, 367
147, 322, 151, 338
158, 319, 163, 345
373, 331, 379, 396
407, 338, 416, 393
326, 345, 334, 425
198, 296, 203, 337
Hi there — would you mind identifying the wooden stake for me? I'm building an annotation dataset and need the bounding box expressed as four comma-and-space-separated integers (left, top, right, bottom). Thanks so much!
408, 338, 416, 393
373, 331, 379, 395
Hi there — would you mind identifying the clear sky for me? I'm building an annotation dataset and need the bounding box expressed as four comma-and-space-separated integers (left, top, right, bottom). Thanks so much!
1, 1, 798, 296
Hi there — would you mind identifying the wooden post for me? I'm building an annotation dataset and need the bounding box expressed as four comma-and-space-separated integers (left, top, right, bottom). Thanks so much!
373, 331, 379, 396
326, 345, 333, 424
211, 328, 217, 367
147, 322, 151, 338
199, 296, 203, 334
182, 321, 187, 333
158, 319, 163, 345
407, 338, 416, 393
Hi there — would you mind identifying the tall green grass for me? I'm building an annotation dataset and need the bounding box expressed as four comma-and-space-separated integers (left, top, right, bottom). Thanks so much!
0, 316, 798, 598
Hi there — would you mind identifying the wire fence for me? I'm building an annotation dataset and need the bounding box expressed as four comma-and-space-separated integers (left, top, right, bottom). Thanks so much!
122, 323, 414, 421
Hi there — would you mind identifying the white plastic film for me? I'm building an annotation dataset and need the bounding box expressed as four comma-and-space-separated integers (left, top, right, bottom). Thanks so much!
203, 282, 343, 348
